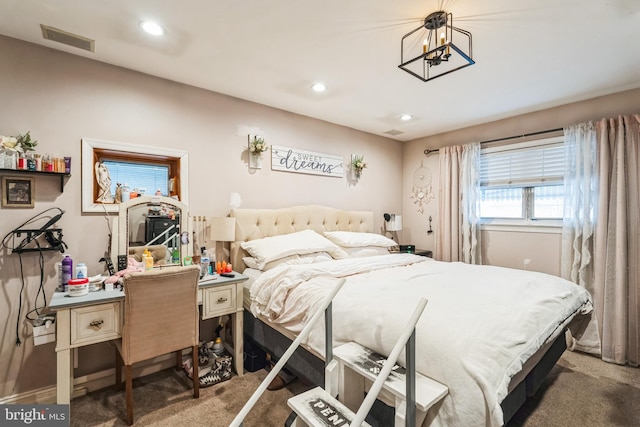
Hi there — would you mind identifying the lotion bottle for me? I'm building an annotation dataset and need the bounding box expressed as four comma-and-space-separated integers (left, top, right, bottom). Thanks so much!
144, 249, 153, 271
75, 262, 88, 279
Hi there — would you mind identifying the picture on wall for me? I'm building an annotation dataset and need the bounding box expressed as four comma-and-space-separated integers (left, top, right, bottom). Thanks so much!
1, 176, 35, 208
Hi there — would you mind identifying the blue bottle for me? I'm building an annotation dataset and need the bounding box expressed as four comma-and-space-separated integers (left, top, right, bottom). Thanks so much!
62, 254, 73, 292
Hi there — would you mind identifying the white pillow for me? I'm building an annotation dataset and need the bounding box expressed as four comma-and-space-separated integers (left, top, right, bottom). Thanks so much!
240, 230, 348, 270
323, 231, 397, 248
342, 246, 390, 258
243, 252, 333, 271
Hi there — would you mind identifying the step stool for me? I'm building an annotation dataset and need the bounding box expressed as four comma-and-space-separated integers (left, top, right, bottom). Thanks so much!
287, 387, 372, 427
333, 342, 448, 427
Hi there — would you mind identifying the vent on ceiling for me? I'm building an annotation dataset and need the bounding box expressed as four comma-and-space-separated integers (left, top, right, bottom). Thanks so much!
384, 129, 404, 136
40, 25, 95, 52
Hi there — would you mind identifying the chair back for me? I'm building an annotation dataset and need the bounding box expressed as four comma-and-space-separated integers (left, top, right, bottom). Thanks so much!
120, 265, 200, 365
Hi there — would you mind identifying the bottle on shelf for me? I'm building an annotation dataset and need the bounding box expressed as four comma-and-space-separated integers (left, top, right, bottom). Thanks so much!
26, 153, 36, 171
17, 152, 27, 170
43, 154, 54, 172
121, 183, 130, 202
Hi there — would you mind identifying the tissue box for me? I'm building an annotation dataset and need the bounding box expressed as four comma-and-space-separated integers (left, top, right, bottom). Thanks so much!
33, 317, 56, 346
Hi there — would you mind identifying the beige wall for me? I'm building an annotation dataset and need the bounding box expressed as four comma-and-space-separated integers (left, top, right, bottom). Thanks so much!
402, 87, 640, 274
0, 36, 402, 397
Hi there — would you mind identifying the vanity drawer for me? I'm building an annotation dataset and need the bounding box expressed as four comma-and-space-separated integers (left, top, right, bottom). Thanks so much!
70, 302, 121, 346
202, 284, 237, 319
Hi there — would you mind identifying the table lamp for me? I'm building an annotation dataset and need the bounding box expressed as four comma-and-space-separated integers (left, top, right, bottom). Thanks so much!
209, 217, 236, 266
383, 213, 402, 243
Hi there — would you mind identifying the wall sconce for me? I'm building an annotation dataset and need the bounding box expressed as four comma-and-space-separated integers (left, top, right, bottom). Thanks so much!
383, 213, 402, 243
351, 154, 367, 180
248, 134, 268, 169
209, 217, 236, 263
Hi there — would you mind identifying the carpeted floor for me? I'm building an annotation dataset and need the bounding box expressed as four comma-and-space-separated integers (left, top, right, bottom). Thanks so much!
70, 367, 311, 427
70, 350, 639, 427
506, 350, 640, 427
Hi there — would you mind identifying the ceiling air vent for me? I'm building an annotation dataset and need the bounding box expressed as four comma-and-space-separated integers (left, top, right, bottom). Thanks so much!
40, 25, 95, 52
384, 129, 403, 136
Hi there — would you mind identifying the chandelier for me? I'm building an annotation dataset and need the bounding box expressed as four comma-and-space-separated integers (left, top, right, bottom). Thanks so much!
398, 11, 474, 82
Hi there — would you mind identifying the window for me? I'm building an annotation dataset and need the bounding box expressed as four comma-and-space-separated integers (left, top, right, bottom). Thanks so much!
81, 138, 188, 213
479, 136, 564, 225
102, 160, 169, 197
94, 148, 180, 201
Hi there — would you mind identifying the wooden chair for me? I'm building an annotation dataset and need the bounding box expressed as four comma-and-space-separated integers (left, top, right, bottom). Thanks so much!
115, 265, 201, 425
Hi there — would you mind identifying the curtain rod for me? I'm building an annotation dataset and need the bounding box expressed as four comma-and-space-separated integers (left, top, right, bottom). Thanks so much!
479, 127, 563, 145
423, 127, 564, 157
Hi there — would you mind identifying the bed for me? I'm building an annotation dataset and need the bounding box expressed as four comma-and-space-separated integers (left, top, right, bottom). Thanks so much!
229, 205, 593, 427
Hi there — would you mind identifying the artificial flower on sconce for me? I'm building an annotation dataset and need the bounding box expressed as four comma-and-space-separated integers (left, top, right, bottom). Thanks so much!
351, 154, 367, 180
248, 134, 269, 169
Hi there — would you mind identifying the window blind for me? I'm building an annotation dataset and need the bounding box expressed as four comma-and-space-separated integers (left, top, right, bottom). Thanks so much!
479, 141, 564, 187
104, 160, 169, 196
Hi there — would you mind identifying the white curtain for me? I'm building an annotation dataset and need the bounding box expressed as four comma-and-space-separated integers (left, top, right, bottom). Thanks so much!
436, 143, 482, 264
561, 122, 601, 354
593, 115, 640, 366
563, 115, 640, 365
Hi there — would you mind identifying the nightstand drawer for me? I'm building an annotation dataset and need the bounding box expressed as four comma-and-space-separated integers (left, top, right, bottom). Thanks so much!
202, 284, 237, 319
70, 302, 121, 347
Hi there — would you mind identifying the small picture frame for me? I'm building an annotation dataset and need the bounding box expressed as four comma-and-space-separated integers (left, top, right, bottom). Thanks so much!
2, 176, 35, 208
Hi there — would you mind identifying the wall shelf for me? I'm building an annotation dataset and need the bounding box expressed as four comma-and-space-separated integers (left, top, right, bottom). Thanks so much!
0, 168, 70, 192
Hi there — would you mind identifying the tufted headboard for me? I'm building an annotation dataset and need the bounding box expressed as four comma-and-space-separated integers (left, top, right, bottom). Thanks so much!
230, 205, 374, 272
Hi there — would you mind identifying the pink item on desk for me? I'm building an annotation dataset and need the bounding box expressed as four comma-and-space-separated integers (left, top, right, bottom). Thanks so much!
104, 257, 145, 284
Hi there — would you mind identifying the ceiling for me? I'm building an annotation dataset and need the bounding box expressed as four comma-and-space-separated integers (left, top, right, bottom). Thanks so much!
1, 0, 639, 141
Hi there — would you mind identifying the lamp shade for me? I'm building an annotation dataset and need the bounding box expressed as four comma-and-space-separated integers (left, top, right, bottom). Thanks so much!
209, 217, 236, 242
386, 214, 403, 232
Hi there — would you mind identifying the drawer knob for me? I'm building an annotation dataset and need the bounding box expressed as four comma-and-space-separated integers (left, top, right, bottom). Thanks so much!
89, 320, 104, 330
217, 297, 228, 304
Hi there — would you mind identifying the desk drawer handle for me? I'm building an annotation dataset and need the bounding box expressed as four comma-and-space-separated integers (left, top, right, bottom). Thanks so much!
217, 297, 228, 304
89, 320, 104, 330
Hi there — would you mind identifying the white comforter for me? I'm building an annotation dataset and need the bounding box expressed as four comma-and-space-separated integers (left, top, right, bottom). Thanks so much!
250, 254, 593, 427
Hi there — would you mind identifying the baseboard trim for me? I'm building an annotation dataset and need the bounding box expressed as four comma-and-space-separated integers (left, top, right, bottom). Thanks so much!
0, 353, 180, 405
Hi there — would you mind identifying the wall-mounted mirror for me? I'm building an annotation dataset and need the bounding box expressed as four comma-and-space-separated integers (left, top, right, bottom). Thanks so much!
111, 195, 191, 267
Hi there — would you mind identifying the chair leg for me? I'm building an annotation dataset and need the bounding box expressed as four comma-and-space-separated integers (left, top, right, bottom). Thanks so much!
115, 349, 123, 390
192, 345, 199, 398
125, 364, 134, 426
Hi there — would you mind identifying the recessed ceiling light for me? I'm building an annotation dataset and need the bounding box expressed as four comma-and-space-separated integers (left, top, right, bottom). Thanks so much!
400, 114, 413, 121
140, 21, 165, 36
311, 82, 326, 92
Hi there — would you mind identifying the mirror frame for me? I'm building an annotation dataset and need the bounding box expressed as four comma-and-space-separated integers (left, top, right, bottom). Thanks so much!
111, 195, 193, 266
81, 138, 189, 213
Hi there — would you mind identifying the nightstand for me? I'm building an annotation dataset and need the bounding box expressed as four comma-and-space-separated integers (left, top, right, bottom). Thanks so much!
397, 245, 433, 258
415, 249, 433, 258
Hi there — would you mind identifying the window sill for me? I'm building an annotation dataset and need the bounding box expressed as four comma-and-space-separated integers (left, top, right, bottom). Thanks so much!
480, 220, 562, 234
